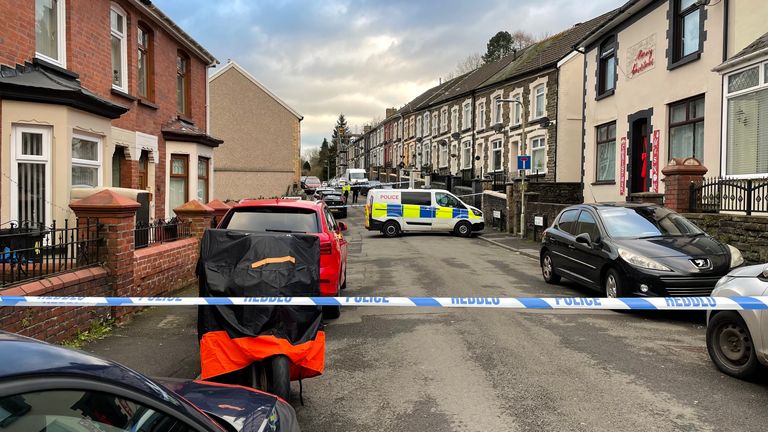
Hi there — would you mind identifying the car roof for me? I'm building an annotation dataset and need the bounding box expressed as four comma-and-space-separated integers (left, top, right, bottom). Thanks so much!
568, 202, 661, 211
235, 198, 321, 210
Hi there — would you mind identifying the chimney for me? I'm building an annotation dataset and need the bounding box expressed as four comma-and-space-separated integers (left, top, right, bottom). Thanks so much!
385, 107, 396, 118
512, 48, 518, 60
363, 125, 372, 133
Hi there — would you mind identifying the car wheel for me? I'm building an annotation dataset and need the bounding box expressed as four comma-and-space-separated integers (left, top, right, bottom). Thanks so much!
707, 311, 761, 379
604, 268, 623, 298
323, 305, 341, 319
454, 221, 472, 237
541, 251, 561, 284
269, 355, 291, 401
382, 220, 400, 238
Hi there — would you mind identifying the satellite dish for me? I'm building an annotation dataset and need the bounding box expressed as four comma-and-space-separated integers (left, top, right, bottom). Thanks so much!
492, 123, 504, 133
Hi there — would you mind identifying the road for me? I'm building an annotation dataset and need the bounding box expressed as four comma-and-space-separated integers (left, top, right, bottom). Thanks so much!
294, 207, 768, 432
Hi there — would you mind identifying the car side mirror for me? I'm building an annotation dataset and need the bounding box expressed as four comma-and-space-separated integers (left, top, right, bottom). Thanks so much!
575, 233, 592, 246
338, 222, 348, 232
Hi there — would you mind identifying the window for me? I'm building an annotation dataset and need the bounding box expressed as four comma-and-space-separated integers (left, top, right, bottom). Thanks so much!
557, 209, 579, 235
402, 191, 431, 206
424, 113, 430, 136
138, 151, 148, 190
441, 108, 448, 132
598, 38, 616, 95
197, 157, 209, 203
0, 390, 194, 432
492, 139, 502, 172
669, 96, 704, 160
451, 108, 458, 132
596, 122, 616, 182
672, 0, 702, 63
463, 103, 471, 130
423, 143, 430, 167
12, 126, 51, 225
110, 4, 128, 91
137, 24, 153, 99
725, 63, 768, 176
432, 112, 438, 136
440, 143, 449, 167
35, 0, 66, 66
530, 137, 546, 174
435, 192, 464, 208
477, 102, 485, 129
512, 94, 522, 125
170, 154, 188, 215
462, 141, 471, 169
577, 210, 601, 240
176, 52, 190, 115
416, 116, 422, 138
72, 134, 101, 188
494, 96, 502, 124
534, 85, 545, 118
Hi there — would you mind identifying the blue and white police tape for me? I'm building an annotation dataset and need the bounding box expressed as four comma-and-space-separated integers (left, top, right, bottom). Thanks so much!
0, 295, 767, 310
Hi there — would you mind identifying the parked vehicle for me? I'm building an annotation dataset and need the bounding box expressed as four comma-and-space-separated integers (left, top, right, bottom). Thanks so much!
365, 189, 484, 238
301, 176, 322, 194
321, 192, 347, 219
341, 168, 368, 185
706, 264, 768, 379
540, 203, 743, 297
359, 180, 390, 196
312, 187, 337, 201
218, 199, 348, 318
0, 331, 299, 432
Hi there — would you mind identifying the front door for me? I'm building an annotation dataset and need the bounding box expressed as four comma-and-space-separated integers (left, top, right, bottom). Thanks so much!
630, 117, 649, 194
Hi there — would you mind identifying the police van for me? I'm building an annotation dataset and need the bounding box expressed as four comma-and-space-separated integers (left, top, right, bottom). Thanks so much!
365, 189, 484, 237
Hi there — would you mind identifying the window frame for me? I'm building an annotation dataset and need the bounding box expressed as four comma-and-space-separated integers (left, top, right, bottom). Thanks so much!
477, 102, 486, 130
529, 136, 546, 174
595, 122, 617, 182
10, 125, 52, 226
170, 154, 189, 205
71, 133, 103, 189
598, 37, 617, 97
670, 0, 704, 67
441, 107, 448, 132
668, 94, 705, 161
197, 157, 209, 203
461, 140, 472, 169
463, 102, 471, 130
451, 107, 459, 133
110, 3, 128, 93
35, 0, 67, 68
491, 139, 503, 172
512, 94, 522, 125
176, 51, 191, 115
493, 96, 503, 124
137, 23, 154, 100
416, 116, 422, 138
533, 85, 545, 119
423, 112, 430, 137
440, 143, 449, 168
722, 62, 768, 178
432, 112, 438, 136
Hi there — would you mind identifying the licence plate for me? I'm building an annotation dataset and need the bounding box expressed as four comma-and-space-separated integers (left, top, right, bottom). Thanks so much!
330, 208, 340, 212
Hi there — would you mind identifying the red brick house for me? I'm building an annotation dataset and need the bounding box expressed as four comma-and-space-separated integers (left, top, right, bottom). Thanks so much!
0, 0, 221, 225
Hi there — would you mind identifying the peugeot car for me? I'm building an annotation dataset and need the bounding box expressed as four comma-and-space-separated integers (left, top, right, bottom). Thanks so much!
540, 203, 744, 297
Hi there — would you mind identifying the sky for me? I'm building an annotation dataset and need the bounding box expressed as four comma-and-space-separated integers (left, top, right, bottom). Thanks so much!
154, 0, 625, 156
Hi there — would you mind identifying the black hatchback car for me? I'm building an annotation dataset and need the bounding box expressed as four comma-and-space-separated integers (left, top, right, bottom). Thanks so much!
540, 203, 744, 297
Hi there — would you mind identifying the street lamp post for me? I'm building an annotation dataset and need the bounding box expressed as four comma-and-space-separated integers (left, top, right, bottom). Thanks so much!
499, 98, 527, 238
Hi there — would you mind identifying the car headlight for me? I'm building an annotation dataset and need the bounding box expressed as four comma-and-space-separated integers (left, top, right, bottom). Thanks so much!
471, 208, 482, 217
727, 245, 744, 269
618, 248, 671, 271
714, 275, 735, 290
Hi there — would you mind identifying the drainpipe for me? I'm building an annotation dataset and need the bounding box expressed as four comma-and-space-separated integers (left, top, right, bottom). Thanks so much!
471, 92, 476, 179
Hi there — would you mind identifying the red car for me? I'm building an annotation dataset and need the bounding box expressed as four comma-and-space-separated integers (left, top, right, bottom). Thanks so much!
217, 199, 348, 318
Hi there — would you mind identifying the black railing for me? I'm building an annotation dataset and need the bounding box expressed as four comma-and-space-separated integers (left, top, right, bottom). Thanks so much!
690, 177, 768, 215
134, 218, 192, 249
0, 218, 102, 288
460, 169, 473, 187
490, 172, 507, 192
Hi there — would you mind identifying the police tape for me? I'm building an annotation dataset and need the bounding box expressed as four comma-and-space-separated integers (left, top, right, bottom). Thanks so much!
0, 295, 766, 310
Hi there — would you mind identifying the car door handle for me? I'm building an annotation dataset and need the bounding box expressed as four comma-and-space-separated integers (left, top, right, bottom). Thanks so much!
567, 244, 576, 250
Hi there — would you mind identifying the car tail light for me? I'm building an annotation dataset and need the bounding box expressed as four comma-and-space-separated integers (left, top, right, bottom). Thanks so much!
320, 241, 332, 255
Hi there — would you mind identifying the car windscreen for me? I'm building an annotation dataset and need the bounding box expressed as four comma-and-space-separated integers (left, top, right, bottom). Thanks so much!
350, 172, 365, 179
306, 177, 321, 184
598, 207, 704, 239
224, 207, 320, 233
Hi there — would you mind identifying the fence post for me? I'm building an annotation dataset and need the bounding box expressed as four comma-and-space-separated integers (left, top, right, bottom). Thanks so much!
661, 158, 708, 213
173, 200, 215, 239
206, 199, 232, 228
746, 179, 753, 216
70, 189, 140, 321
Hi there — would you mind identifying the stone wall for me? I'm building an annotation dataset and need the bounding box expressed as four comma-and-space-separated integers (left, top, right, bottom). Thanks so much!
683, 213, 768, 264
508, 181, 582, 235
482, 191, 509, 232
525, 202, 570, 241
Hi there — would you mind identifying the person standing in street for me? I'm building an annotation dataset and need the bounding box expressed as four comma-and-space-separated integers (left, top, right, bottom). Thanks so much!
342, 182, 351, 203
352, 185, 359, 204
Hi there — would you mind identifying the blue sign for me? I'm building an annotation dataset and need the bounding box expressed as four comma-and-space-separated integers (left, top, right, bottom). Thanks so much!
517, 155, 531, 170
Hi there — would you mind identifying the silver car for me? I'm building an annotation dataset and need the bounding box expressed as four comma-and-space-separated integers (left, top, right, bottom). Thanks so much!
706, 263, 768, 379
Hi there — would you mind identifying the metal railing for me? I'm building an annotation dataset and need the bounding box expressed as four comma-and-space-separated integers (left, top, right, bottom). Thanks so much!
490, 172, 507, 192
134, 218, 192, 249
690, 177, 768, 215
0, 219, 102, 288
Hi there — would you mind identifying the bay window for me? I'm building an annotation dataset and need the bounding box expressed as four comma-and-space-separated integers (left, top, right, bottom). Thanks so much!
169, 154, 188, 216
71, 134, 101, 188
725, 63, 768, 177
669, 96, 704, 160
110, 4, 128, 92
35, 0, 66, 66
596, 122, 616, 182
197, 157, 209, 203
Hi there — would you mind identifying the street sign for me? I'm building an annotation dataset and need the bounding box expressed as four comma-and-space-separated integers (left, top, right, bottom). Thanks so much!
493, 210, 501, 219
534, 216, 544, 226
517, 155, 531, 170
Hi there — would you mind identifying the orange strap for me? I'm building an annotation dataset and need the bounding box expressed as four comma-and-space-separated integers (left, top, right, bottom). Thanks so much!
250, 256, 295, 269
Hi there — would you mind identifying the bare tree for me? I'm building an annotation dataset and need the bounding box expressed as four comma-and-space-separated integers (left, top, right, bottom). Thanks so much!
455, 52, 484, 74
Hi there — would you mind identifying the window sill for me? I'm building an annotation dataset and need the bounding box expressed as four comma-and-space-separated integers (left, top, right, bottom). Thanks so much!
111, 88, 137, 101
177, 114, 195, 124
462, 127, 472, 133
33, 57, 78, 79
668, 52, 701, 71
595, 89, 615, 101
138, 98, 158, 110
591, 181, 615, 185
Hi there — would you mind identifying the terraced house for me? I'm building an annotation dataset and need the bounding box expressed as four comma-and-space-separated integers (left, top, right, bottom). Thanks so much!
0, 0, 220, 225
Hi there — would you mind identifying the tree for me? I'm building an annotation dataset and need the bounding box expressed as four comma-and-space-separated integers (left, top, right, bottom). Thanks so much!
443, 52, 484, 82
318, 138, 331, 180
329, 114, 350, 179
482, 30, 536, 63
302, 160, 311, 175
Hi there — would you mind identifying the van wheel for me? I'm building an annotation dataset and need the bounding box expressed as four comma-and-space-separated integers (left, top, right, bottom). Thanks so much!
454, 221, 472, 237
382, 221, 400, 238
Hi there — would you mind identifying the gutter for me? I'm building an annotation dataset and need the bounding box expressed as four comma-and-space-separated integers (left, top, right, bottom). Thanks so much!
712, 47, 768, 73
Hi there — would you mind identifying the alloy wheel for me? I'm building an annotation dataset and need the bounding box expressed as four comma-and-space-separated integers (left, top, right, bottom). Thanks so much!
605, 274, 617, 298
542, 256, 553, 280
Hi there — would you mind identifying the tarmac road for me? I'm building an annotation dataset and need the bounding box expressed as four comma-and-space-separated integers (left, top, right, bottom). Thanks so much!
294, 207, 768, 432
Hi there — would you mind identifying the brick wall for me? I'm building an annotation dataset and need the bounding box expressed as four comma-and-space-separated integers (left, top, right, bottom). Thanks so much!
683, 213, 768, 264
133, 238, 198, 297
0, 268, 111, 343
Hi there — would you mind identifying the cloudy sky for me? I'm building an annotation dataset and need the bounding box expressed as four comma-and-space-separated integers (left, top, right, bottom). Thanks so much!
155, 0, 624, 154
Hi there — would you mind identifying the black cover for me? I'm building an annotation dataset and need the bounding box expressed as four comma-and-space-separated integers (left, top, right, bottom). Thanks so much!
197, 229, 322, 344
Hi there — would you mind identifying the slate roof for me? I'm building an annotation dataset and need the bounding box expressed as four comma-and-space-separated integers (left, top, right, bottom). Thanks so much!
727, 31, 768, 63
162, 118, 224, 147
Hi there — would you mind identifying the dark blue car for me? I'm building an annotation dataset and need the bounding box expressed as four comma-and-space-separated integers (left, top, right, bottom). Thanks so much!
0, 332, 299, 431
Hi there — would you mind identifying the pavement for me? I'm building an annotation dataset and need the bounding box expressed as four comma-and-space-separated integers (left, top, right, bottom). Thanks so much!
84, 208, 768, 432
479, 229, 541, 260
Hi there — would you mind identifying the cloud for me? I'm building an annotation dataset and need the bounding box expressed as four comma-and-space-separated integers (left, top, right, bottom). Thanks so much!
154, 0, 624, 151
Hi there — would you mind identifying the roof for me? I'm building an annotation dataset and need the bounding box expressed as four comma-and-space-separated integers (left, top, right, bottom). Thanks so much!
430, 52, 519, 105
162, 118, 224, 147
209, 61, 303, 120
577, 0, 648, 49
714, 31, 768, 72
132, 0, 218, 66
0, 61, 128, 119
481, 9, 618, 88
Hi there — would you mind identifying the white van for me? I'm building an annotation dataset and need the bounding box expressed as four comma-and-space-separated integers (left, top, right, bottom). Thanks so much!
365, 189, 484, 237
342, 168, 368, 185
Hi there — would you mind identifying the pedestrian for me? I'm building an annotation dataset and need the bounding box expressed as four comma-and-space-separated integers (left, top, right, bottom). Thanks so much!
342, 182, 351, 203
352, 185, 359, 204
